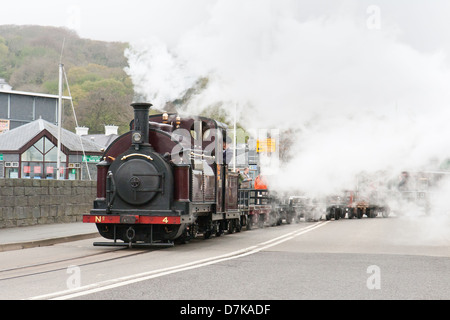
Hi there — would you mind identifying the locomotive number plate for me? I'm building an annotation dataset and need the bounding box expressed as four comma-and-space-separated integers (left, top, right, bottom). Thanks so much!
120, 215, 138, 224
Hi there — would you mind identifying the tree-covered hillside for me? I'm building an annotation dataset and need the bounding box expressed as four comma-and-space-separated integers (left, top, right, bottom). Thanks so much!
0, 25, 134, 134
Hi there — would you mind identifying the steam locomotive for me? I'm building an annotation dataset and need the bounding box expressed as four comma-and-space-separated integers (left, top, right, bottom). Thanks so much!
83, 102, 272, 247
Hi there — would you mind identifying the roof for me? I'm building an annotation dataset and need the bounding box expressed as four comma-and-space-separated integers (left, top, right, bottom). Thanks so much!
0, 118, 103, 153
84, 134, 119, 148
0, 89, 71, 100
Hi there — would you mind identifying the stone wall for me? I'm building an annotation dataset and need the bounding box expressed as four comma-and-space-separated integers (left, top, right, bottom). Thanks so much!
0, 179, 96, 228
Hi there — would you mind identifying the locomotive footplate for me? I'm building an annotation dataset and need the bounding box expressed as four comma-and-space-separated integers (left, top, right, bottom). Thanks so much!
93, 240, 174, 248
93, 241, 174, 248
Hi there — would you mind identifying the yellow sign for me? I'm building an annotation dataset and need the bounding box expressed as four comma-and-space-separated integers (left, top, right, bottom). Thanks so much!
257, 138, 276, 153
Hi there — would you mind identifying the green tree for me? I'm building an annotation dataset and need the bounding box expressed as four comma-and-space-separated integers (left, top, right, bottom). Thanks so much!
0, 36, 10, 79
71, 79, 133, 134
0, 25, 134, 133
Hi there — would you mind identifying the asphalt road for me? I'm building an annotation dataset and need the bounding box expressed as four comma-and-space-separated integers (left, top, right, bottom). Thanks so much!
1, 215, 448, 301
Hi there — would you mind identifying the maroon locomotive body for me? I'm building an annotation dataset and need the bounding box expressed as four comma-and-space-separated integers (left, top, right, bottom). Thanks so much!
83, 102, 244, 246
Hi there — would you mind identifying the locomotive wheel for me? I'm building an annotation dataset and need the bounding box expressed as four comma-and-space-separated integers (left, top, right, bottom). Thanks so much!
228, 220, 235, 234
326, 208, 332, 220
176, 226, 193, 244
286, 215, 292, 224
235, 219, 242, 232
246, 216, 252, 230
357, 208, 363, 219
177, 234, 190, 244
216, 222, 224, 237
204, 231, 212, 239
347, 209, 355, 219
258, 215, 265, 228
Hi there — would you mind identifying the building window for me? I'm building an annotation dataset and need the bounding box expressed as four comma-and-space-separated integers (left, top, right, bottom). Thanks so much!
21, 137, 67, 179
7, 167, 19, 179
68, 168, 79, 180
3, 162, 19, 178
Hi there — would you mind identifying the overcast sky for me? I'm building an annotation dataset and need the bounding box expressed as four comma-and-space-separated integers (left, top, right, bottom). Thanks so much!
1, 0, 450, 55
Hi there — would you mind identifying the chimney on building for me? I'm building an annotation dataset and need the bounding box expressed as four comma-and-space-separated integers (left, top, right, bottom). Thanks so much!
104, 125, 118, 136
76, 127, 89, 136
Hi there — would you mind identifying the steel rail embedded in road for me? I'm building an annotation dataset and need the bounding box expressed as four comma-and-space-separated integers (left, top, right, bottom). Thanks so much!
0, 248, 149, 282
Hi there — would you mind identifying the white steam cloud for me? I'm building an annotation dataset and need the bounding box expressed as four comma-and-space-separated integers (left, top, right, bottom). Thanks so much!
125, 0, 450, 236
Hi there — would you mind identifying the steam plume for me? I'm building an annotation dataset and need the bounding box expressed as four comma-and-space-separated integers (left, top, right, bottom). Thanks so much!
125, 1, 450, 238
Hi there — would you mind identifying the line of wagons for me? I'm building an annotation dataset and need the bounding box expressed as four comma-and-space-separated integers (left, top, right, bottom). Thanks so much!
270, 169, 447, 222
189, 187, 390, 234
269, 190, 390, 225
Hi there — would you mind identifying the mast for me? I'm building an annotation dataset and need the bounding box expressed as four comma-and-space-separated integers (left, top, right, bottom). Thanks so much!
57, 63, 63, 180
233, 102, 237, 172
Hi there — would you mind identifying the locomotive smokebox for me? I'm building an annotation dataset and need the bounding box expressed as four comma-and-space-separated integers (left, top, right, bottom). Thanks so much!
131, 102, 152, 149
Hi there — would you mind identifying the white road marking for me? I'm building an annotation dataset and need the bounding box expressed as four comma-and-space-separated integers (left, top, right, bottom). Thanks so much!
29, 221, 329, 300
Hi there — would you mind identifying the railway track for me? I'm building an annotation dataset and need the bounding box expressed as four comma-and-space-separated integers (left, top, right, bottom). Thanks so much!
0, 221, 328, 299
0, 248, 150, 282
28, 221, 328, 300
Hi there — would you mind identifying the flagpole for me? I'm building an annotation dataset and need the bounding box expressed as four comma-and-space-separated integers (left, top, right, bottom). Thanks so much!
233, 102, 237, 172
57, 63, 63, 180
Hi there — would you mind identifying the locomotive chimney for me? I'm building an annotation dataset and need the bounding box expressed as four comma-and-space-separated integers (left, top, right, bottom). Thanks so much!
131, 102, 152, 150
